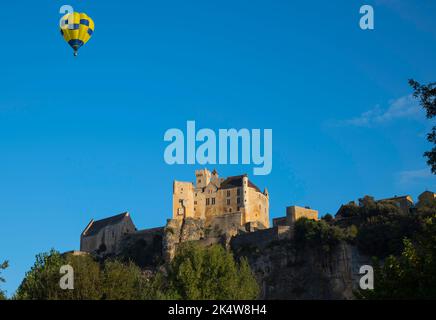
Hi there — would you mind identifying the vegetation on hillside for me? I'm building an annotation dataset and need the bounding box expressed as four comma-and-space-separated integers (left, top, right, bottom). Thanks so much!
293, 194, 436, 299
14, 243, 259, 300
148, 243, 259, 300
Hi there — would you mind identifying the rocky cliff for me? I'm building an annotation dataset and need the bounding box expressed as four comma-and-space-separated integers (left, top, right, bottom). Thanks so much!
232, 238, 370, 299
118, 217, 371, 299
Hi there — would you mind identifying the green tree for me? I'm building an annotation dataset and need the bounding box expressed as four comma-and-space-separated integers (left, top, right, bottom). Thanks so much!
152, 243, 259, 300
101, 260, 146, 300
409, 79, 436, 174
15, 250, 66, 300
62, 253, 102, 299
359, 214, 436, 299
0, 260, 9, 300
294, 218, 346, 253
355, 198, 422, 258
322, 213, 333, 223
15, 250, 154, 300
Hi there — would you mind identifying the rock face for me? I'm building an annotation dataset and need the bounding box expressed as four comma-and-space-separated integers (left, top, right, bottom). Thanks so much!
163, 218, 206, 261
115, 216, 370, 300
119, 227, 164, 268
232, 239, 370, 300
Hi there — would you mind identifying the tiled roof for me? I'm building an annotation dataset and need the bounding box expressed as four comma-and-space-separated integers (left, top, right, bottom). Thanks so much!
82, 212, 131, 237
219, 175, 261, 193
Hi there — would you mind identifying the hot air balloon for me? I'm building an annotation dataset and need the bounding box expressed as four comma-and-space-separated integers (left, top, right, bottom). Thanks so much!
60, 12, 94, 56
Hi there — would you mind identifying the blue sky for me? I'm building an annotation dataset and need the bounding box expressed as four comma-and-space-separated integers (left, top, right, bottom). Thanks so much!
0, 0, 435, 296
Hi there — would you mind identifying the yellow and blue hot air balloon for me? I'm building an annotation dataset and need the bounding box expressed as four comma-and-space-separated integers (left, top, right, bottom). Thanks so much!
60, 12, 94, 56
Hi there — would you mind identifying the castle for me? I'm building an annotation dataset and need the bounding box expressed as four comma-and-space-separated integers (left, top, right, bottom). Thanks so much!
75, 176, 435, 298
79, 168, 318, 261
173, 169, 270, 229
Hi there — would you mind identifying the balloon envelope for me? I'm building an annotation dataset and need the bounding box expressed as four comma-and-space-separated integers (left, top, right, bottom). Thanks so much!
60, 12, 94, 55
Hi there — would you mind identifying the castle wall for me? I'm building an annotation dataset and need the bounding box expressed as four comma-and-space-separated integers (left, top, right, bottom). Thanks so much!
273, 217, 287, 227
287, 206, 318, 224
172, 181, 195, 219
172, 169, 269, 230
208, 212, 242, 235
245, 187, 269, 228
230, 226, 291, 250
80, 218, 136, 256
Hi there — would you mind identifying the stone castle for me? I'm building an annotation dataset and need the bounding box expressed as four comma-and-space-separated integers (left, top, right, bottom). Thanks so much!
76, 170, 434, 299
173, 169, 270, 229
79, 168, 318, 261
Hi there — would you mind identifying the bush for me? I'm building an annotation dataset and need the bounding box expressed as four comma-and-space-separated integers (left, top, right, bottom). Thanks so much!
151, 243, 259, 300
15, 244, 260, 300
15, 250, 148, 300
294, 218, 346, 252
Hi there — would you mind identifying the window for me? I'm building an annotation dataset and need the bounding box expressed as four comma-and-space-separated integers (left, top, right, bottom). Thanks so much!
237, 188, 241, 196
212, 198, 215, 205
237, 197, 241, 204
194, 201, 197, 205
227, 190, 231, 197
206, 198, 210, 206
227, 199, 230, 205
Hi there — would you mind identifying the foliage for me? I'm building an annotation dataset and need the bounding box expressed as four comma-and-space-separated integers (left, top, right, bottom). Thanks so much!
15, 244, 259, 300
322, 213, 333, 223
149, 243, 259, 300
101, 260, 146, 300
0, 260, 8, 300
15, 250, 148, 300
15, 250, 66, 300
356, 198, 423, 258
409, 79, 436, 174
294, 218, 346, 253
359, 214, 436, 299
335, 195, 423, 258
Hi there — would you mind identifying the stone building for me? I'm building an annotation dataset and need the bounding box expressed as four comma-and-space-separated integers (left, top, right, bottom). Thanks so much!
273, 205, 319, 227
377, 195, 414, 214
417, 190, 435, 207
80, 212, 137, 256
172, 169, 270, 229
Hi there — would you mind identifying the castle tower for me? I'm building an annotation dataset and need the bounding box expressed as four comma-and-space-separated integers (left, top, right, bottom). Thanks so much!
210, 169, 219, 185
172, 181, 195, 219
241, 174, 249, 223
195, 168, 211, 189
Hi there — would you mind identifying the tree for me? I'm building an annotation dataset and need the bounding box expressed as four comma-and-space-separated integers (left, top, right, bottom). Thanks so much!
322, 213, 333, 223
0, 260, 9, 300
150, 243, 259, 300
15, 250, 153, 300
359, 214, 436, 299
409, 79, 436, 174
15, 250, 66, 300
294, 218, 346, 253
101, 260, 146, 300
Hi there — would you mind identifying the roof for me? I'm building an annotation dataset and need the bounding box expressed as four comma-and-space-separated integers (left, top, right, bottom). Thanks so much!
82, 212, 132, 237
378, 195, 413, 203
219, 175, 261, 193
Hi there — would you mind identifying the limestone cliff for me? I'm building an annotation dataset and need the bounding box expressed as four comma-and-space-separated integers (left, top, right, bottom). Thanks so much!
117, 217, 370, 299
232, 238, 370, 300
